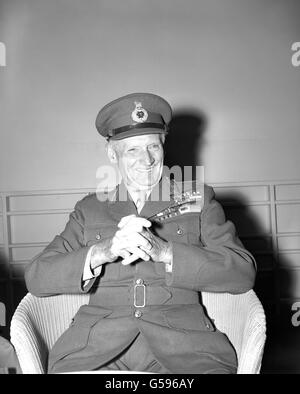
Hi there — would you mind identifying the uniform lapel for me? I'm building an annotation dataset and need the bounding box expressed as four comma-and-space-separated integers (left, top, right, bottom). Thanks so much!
107, 183, 137, 223
139, 177, 174, 219
107, 177, 175, 222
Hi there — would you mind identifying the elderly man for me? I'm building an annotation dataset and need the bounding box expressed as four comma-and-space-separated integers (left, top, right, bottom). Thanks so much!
25, 93, 256, 374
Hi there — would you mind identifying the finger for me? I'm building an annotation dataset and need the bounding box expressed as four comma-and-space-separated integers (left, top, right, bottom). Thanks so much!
121, 254, 140, 265
139, 243, 153, 254
111, 234, 140, 251
122, 249, 150, 265
132, 217, 152, 228
112, 234, 151, 261
120, 223, 152, 237
118, 216, 152, 229
127, 232, 152, 250
118, 215, 137, 228
139, 229, 155, 245
116, 226, 142, 237
126, 246, 150, 261
118, 249, 131, 260
114, 229, 153, 251
113, 228, 143, 244
121, 246, 150, 263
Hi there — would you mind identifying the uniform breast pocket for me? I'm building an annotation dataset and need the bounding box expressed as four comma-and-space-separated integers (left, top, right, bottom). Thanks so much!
179, 213, 201, 245
83, 223, 117, 247
156, 214, 201, 245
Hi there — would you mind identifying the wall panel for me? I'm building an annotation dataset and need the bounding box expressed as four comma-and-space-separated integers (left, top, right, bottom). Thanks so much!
8, 193, 87, 212
275, 185, 300, 201
278, 253, 300, 270
278, 236, 300, 251
0, 181, 299, 332
0, 217, 4, 244
276, 204, 300, 234
10, 246, 45, 262
9, 213, 70, 244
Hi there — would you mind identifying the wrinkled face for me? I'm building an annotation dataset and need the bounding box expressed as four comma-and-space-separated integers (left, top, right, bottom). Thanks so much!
108, 134, 164, 190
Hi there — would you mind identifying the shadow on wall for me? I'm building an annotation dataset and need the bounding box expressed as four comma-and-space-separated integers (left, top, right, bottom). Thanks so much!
163, 107, 296, 372
0, 251, 9, 339
164, 109, 208, 180
0, 251, 27, 340
216, 196, 277, 315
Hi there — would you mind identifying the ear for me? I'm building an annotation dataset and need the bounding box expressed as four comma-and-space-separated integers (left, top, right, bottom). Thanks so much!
106, 143, 118, 164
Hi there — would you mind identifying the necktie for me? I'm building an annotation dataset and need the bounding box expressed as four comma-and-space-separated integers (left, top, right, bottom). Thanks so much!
136, 192, 147, 213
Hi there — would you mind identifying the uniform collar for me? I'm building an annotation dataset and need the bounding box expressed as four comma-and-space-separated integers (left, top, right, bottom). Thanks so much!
107, 177, 175, 221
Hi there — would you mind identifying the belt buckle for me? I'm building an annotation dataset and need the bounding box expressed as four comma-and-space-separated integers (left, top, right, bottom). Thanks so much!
133, 283, 146, 307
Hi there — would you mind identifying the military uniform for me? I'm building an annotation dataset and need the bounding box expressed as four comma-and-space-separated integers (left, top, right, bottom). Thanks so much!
25, 93, 256, 374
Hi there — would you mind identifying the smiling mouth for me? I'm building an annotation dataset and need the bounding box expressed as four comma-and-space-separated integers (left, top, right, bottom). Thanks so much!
136, 167, 156, 173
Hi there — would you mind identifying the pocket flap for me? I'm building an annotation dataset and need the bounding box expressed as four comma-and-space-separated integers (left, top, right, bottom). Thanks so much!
163, 305, 215, 332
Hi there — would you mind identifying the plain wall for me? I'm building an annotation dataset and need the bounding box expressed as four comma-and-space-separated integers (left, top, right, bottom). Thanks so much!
0, 0, 300, 191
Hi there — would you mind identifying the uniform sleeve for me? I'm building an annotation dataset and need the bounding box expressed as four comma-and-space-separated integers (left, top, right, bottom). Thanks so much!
82, 245, 103, 285
166, 186, 256, 294
25, 201, 97, 296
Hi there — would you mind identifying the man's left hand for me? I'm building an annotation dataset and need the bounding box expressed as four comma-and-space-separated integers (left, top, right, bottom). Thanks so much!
118, 215, 172, 266
139, 229, 172, 265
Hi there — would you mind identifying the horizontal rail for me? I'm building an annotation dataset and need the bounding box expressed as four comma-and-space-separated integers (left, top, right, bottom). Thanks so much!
0, 180, 299, 328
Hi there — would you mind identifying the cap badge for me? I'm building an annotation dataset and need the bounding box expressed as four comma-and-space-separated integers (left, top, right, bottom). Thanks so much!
131, 102, 148, 123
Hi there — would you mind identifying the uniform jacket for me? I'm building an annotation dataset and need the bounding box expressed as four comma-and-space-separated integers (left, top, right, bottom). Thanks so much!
25, 180, 256, 374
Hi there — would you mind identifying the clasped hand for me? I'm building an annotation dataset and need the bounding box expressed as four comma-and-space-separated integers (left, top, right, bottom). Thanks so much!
91, 215, 172, 271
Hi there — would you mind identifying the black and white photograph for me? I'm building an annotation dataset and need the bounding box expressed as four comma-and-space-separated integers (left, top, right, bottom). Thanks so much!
0, 0, 300, 377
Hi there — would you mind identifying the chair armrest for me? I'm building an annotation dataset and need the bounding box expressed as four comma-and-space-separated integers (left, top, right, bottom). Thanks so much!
10, 293, 90, 374
237, 290, 267, 374
202, 289, 266, 374
10, 295, 46, 374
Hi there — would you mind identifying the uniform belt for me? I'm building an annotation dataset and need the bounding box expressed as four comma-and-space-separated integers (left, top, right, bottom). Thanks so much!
92, 284, 199, 307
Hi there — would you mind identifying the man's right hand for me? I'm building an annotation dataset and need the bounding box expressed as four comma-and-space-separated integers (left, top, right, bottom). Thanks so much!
90, 215, 152, 272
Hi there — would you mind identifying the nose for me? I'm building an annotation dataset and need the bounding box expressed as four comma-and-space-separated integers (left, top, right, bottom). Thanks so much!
142, 149, 155, 166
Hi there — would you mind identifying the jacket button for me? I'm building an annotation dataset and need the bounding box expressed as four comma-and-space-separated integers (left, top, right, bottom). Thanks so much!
176, 229, 183, 235
135, 278, 144, 285
134, 310, 142, 318
95, 234, 101, 240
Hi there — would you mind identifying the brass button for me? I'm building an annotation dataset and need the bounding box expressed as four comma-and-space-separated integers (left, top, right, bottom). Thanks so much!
177, 229, 183, 235
95, 234, 101, 240
136, 278, 144, 285
134, 310, 142, 318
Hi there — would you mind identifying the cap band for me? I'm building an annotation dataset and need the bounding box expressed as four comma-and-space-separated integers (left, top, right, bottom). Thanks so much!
108, 123, 167, 138
109, 111, 163, 129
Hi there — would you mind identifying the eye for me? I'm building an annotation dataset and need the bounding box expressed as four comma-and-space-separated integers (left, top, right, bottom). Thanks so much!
127, 147, 139, 154
149, 144, 160, 150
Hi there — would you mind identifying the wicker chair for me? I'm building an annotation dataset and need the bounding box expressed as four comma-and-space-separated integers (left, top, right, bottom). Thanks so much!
10, 289, 266, 374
